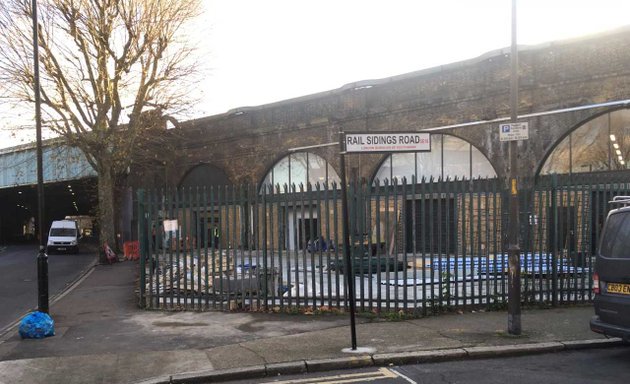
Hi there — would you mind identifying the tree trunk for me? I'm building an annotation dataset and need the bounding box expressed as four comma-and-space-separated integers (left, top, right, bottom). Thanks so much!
98, 161, 117, 263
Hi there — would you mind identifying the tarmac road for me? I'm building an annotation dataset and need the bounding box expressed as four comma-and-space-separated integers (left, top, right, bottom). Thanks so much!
0, 244, 97, 333
230, 347, 630, 384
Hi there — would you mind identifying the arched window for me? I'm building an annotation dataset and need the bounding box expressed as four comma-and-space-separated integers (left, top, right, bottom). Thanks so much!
261, 152, 340, 192
373, 134, 496, 183
541, 109, 630, 175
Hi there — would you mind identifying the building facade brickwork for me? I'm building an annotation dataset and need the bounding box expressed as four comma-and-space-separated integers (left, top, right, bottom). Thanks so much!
133, 27, 630, 189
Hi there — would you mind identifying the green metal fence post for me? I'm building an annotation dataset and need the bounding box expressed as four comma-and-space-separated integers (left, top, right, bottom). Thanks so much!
551, 174, 559, 306
138, 189, 146, 308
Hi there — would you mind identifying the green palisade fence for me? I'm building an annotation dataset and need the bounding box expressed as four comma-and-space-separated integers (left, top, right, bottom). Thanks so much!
137, 172, 629, 313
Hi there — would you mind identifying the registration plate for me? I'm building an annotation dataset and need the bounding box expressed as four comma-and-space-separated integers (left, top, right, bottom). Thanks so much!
607, 283, 630, 295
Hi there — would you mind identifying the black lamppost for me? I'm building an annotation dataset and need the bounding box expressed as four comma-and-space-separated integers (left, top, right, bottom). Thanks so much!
32, 0, 49, 313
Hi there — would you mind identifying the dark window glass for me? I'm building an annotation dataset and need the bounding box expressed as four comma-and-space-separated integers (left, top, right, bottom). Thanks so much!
600, 212, 630, 259
405, 198, 456, 254
50, 228, 77, 237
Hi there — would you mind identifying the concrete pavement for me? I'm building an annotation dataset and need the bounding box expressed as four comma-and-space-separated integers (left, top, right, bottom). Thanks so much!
0, 258, 620, 384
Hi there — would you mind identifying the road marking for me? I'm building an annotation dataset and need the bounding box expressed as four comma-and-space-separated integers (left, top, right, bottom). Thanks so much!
267, 367, 399, 383
390, 368, 417, 384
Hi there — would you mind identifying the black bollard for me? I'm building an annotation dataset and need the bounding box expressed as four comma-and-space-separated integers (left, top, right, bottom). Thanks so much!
37, 245, 49, 313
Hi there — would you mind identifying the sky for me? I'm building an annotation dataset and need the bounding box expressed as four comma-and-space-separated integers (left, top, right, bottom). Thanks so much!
2, 0, 630, 148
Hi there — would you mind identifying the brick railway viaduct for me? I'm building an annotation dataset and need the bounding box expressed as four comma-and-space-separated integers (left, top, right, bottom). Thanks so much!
138, 27, 630, 189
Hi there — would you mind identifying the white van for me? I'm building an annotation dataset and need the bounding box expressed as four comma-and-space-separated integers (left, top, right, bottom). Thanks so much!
47, 220, 79, 254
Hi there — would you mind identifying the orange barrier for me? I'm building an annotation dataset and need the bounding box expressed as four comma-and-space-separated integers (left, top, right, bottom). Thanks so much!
123, 241, 139, 260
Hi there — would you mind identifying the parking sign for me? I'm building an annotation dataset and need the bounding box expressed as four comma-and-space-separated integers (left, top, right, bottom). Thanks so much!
499, 122, 529, 141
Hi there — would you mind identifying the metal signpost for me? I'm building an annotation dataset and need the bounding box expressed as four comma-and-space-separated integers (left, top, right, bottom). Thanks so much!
507, 0, 522, 335
339, 131, 431, 350
338, 134, 357, 350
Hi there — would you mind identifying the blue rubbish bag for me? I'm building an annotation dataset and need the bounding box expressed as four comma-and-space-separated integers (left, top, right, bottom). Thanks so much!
19, 311, 55, 339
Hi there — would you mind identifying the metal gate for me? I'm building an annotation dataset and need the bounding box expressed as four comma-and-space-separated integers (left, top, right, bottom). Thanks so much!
137, 172, 630, 313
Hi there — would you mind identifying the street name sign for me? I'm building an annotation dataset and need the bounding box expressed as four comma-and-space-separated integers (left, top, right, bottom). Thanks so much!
499, 122, 529, 141
345, 133, 430, 153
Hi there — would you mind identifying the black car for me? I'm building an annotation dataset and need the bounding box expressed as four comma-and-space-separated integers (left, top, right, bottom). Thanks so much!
590, 196, 630, 342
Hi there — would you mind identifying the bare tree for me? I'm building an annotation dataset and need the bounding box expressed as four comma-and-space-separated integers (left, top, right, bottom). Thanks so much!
0, 0, 202, 253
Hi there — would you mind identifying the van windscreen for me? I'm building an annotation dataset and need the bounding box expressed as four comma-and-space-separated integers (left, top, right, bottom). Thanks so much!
50, 228, 76, 237
600, 211, 630, 259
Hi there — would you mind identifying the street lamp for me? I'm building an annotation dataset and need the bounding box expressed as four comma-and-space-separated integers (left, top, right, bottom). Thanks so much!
32, 0, 49, 313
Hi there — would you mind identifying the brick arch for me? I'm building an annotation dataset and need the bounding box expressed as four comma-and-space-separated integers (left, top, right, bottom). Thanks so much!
178, 163, 231, 188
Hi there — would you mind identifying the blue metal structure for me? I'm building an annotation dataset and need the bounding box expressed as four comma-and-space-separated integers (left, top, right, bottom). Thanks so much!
0, 141, 97, 243
0, 140, 95, 188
